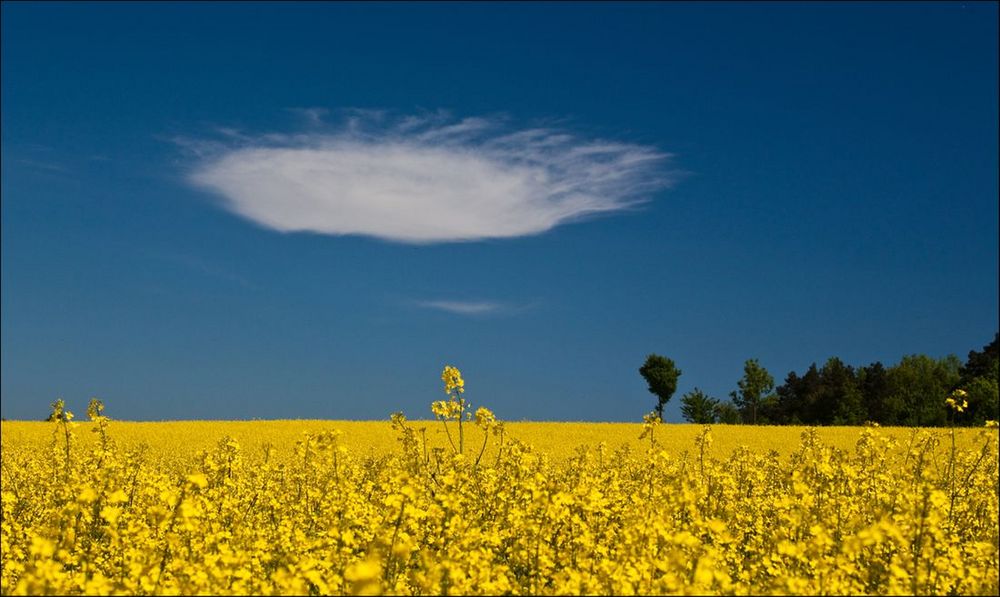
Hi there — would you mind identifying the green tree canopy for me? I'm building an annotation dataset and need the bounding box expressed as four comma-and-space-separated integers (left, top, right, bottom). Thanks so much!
819, 357, 865, 426
680, 388, 719, 424
887, 354, 961, 427
714, 401, 742, 424
961, 333, 999, 383
730, 358, 774, 424
959, 334, 999, 424
858, 362, 896, 424
639, 354, 681, 418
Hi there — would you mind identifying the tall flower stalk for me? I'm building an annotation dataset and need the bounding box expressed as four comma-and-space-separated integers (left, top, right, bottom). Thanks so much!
433, 365, 467, 455
944, 388, 968, 526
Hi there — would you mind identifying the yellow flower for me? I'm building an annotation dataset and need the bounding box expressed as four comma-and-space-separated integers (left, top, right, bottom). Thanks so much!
431, 399, 463, 421
87, 398, 105, 420
946, 392, 968, 413
4, 383, 999, 597
441, 365, 465, 394
186, 473, 209, 489
474, 406, 496, 428
344, 557, 382, 596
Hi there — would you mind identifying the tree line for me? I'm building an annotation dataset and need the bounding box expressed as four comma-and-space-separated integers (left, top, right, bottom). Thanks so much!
639, 333, 999, 426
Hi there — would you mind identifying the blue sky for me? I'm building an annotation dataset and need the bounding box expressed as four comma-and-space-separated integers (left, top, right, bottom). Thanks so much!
2, 2, 997, 422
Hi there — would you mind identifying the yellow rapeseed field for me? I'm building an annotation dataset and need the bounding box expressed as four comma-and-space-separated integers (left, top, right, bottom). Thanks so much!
1, 369, 997, 595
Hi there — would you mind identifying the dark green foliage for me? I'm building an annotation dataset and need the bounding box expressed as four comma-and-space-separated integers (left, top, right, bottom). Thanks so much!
858, 362, 898, 424
714, 401, 742, 424
680, 388, 719, 424
641, 333, 997, 426
770, 354, 962, 427
820, 358, 865, 426
757, 393, 782, 424
886, 354, 960, 427
958, 334, 999, 424
775, 366, 822, 424
639, 354, 682, 417
961, 332, 999, 382
962, 370, 999, 424
730, 359, 774, 424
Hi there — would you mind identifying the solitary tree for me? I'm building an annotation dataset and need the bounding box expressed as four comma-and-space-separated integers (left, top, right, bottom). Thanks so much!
730, 358, 774, 424
639, 354, 682, 418
680, 388, 719, 424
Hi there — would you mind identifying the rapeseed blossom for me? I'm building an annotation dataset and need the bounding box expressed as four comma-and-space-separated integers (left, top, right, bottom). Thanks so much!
1, 376, 997, 596
946, 389, 969, 413
441, 365, 464, 395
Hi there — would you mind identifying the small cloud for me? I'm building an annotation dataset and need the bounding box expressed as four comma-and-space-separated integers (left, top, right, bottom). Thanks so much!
179, 110, 677, 243
416, 300, 505, 315
214, 127, 254, 141
286, 107, 330, 126
15, 158, 68, 173
165, 135, 226, 159
151, 252, 254, 288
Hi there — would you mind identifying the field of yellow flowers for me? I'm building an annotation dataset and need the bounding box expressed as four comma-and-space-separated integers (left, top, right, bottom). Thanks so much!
1, 369, 998, 595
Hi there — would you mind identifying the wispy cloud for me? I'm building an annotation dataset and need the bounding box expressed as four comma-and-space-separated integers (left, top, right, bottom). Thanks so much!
415, 300, 506, 315
15, 158, 69, 173
286, 107, 329, 126
180, 110, 677, 243
151, 252, 254, 288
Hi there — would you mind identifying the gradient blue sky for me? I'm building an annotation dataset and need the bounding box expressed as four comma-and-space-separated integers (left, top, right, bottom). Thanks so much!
2, 2, 997, 422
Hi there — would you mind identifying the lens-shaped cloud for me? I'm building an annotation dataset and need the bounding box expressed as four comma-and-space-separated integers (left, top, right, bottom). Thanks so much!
416, 300, 504, 315
186, 112, 675, 243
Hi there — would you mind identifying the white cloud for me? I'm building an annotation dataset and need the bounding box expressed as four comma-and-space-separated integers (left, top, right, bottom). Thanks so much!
286, 107, 330, 126
184, 111, 675, 243
416, 300, 505, 315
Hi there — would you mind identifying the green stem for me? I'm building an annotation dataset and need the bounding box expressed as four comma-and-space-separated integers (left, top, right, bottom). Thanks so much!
441, 420, 458, 454
458, 395, 465, 455
475, 429, 490, 467
421, 428, 429, 465
61, 418, 72, 481
495, 428, 505, 468
948, 418, 956, 526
